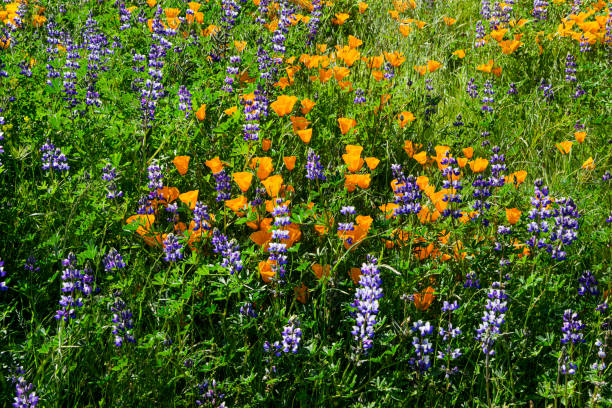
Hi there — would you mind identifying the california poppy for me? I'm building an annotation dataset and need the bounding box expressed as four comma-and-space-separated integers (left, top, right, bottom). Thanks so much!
173, 155, 190, 175
365, 157, 380, 170
271, 95, 298, 116
413, 151, 428, 165
262, 139, 272, 151
574, 131, 586, 143
205, 157, 226, 174
506, 208, 521, 225
582, 157, 594, 169
232, 172, 253, 193
349, 267, 362, 284
358, 1, 368, 13
462, 147, 473, 159
224, 106, 238, 116
295, 283, 308, 304
179, 190, 199, 210
398, 111, 416, 127
338, 118, 357, 135
427, 60, 442, 73
259, 260, 276, 283
556, 141, 573, 154
225, 196, 248, 214
250, 157, 274, 180
297, 129, 312, 144
414, 286, 436, 311
300, 98, 316, 115
195, 104, 206, 121
283, 156, 296, 171
312, 263, 331, 280
452, 49, 466, 59
332, 13, 350, 25
468, 158, 489, 173
443, 16, 457, 25
348, 35, 363, 48
262, 174, 283, 198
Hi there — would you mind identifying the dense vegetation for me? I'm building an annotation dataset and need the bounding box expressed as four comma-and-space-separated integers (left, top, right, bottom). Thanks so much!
0, 0, 611, 406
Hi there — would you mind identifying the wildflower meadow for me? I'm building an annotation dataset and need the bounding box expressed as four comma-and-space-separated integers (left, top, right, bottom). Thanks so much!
0, 0, 611, 406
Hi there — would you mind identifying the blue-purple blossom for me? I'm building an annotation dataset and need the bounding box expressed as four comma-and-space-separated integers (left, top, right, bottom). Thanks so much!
481, 80, 495, 112
177, 85, 192, 118
306, 0, 322, 45
102, 163, 123, 199
391, 164, 422, 216
41, 139, 69, 173
351, 256, 383, 353
163, 233, 183, 262
103, 248, 126, 272
11, 368, 39, 408
0, 259, 6, 291
411, 320, 434, 372
466, 78, 478, 98
305, 150, 325, 181
475, 282, 508, 356
578, 270, 599, 297
211, 229, 243, 274
192, 201, 211, 231
561, 309, 584, 344
55, 253, 93, 322
111, 290, 136, 347
196, 379, 226, 407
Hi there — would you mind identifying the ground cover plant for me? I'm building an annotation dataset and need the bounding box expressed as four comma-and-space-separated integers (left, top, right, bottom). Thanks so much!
0, 0, 611, 406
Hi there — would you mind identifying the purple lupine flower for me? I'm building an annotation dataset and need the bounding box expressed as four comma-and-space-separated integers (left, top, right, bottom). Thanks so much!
391, 164, 422, 216
453, 114, 464, 127
103, 248, 126, 272
140, 19, 168, 126
0, 128, 4, 169
561, 309, 584, 344
281, 316, 302, 353
41, 139, 69, 173
605, 10, 612, 45
111, 290, 136, 347
83, 14, 111, 109
438, 302, 462, 378
55, 253, 92, 322
383, 62, 395, 80
213, 169, 232, 201
11, 369, 39, 408
602, 171, 611, 182
340, 206, 356, 215
222, 55, 241, 94
211, 229, 242, 274
271, 0, 293, 55
559, 356, 577, 375
579, 33, 591, 52
24, 257, 39, 274
0, 259, 6, 291
548, 196, 580, 260
466, 78, 479, 98
118, 1, 132, 31
268, 201, 290, 279
571, 84, 586, 99
353, 88, 366, 104
192, 201, 211, 231
351, 256, 383, 353
475, 282, 508, 356
565, 54, 577, 82
196, 379, 226, 407
591, 339, 607, 372
481, 80, 495, 112
305, 150, 325, 181
163, 233, 183, 262
411, 320, 434, 372
61, 36, 81, 110
489, 145, 507, 187
475, 21, 486, 47
526, 179, 555, 252
102, 163, 123, 199
137, 162, 163, 214
440, 152, 463, 218
507, 82, 518, 95
18, 59, 32, 78
533, 0, 548, 20
165, 202, 179, 223
578, 270, 599, 297
306, 0, 322, 45
539, 78, 554, 102
240, 302, 257, 318
472, 175, 492, 226
177, 85, 192, 118
480, 0, 491, 19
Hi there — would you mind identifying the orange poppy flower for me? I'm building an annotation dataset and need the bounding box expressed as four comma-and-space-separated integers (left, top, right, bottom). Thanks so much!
582, 157, 594, 169
195, 104, 206, 121
414, 65, 427, 76
490, 28, 508, 42
403, 140, 422, 157
468, 158, 489, 173
338, 118, 357, 135
398, 111, 416, 127
427, 60, 442, 73
262, 139, 272, 151
443, 16, 457, 25
457, 157, 468, 168
384, 51, 406, 67
232, 172, 253, 193
414, 286, 436, 311
574, 131, 586, 143
348, 35, 363, 48
477, 59, 495, 73
413, 151, 428, 165
146, 0, 157, 7
556, 141, 573, 154
452, 49, 466, 58
205, 157, 226, 174
365, 157, 380, 170
262, 175, 283, 198
250, 157, 274, 180
234, 40, 247, 52
379, 203, 400, 219
332, 12, 350, 25
295, 283, 308, 304
297, 129, 312, 144
179, 190, 199, 210
271, 95, 298, 116
312, 263, 332, 280
416, 176, 429, 190
506, 170, 527, 186
225, 196, 248, 214
506, 208, 521, 225
300, 98, 316, 115
399, 24, 412, 37
224, 106, 238, 116
283, 156, 296, 171
158, 187, 180, 203
349, 267, 362, 284
499, 39, 523, 54
366, 55, 384, 69
358, 1, 368, 13
259, 260, 276, 283
462, 147, 473, 159
173, 155, 190, 175
345, 174, 371, 191
290, 116, 310, 132
126, 214, 155, 238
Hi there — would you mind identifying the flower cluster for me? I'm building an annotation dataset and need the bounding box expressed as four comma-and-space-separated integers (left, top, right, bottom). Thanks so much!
475, 282, 508, 355
103, 248, 126, 272
55, 253, 93, 322
177, 85, 192, 118
350, 256, 383, 353
391, 164, 422, 216
561, 309, 584, 345
440, 152, 463, 218
305, 149, 325, 181
102, 163, 123, 199
411, 320, 434, 372
163, 233, 183, 262
481, 80, 495, 112
41, 139, 69, 173
110, 290, 136, 347
578, 270, 599, 297
196, 379, 226, 407
268, 201, 290, 279
438, 301, 462, 378
213, 169, 232, 201
211, 229, 243, 274
306, 0, 322, 45
192, 201, 211, 232
264, 315, 302, 356
0, 258, 6, 291
11, 367, 39, 408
